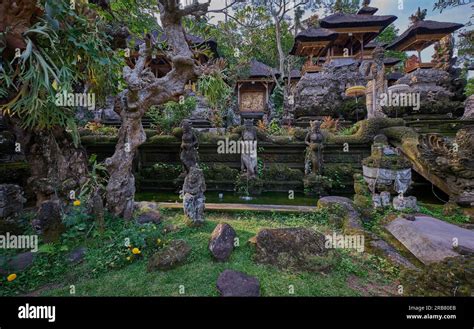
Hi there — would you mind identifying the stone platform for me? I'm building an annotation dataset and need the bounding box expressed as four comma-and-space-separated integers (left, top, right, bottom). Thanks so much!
158, 202, 318, 213
386, 216, 474, 264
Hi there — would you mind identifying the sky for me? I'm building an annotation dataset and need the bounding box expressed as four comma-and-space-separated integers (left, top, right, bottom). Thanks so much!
180, 0, 473, 61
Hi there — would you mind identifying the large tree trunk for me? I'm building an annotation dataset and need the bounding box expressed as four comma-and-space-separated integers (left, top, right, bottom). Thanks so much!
105, 99, 146, 220
105, 0, 210, 219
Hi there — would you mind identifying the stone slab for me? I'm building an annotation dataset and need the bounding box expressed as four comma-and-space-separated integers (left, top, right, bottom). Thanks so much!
386, 216, 474, 264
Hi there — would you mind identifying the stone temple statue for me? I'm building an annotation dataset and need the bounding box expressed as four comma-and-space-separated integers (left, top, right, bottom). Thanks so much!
241, 119, 258, 179
363, 46, 387, 119
304, 120, 324, 175
180, 119, 199, 174
183, 165, 206, 226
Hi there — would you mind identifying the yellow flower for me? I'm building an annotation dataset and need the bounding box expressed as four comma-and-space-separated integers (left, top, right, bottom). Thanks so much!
156, 238, 161, 244
73, 200, 81, 207
7, 274, 17, 282
126, 256, 131, 261
132, 248, 141, 255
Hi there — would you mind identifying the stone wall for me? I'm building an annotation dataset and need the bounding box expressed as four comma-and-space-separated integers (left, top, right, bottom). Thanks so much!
83, 138, 371, 193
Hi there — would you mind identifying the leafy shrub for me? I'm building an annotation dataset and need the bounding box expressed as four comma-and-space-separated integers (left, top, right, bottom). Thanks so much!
83, 122, 118, 136
262, 164, 303, 181
303, 173, 333, 196
201, 164, 239, 181
234, 175, 264, 196
141, 163, 182, 180
147, 97, 196, 133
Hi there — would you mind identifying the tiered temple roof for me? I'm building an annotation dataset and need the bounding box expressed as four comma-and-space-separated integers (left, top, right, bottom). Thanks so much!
387, 20, 463, 72
387, 20, 464, 52
290, 6, 397, 73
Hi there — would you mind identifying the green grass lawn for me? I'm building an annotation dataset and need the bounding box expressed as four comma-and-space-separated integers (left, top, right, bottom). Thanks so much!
2, 210, 398, 297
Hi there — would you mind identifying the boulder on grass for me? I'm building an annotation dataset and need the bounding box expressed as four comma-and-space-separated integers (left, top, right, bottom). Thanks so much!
253, 227, 330, 272
147, 239, 191, 271
66, 247, 87, 264
8, 251, 37, 272
216, 269, 260, 297
136, 210, 161, 225
209, 223, 236, 261
32, 200, 64, 243
317, 196, 363, 233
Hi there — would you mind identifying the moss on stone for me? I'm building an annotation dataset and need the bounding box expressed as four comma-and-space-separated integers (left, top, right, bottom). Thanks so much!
171, 127, 183, 139
262, 164, 304, 181
80, 135, 119, 144
362, 154, 411, 170
303, 173, 333, 196
291, 127, 307, 141
148, 135, 179, 144
401, 255, 474, 296
380, 126, 418, 144
201, 164, 238, 181
326, 118, 405, 144
144, 129, 157, 138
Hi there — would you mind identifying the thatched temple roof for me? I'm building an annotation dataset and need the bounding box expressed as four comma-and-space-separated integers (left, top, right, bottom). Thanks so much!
387, 20, 464, 51
240, 59, 279, 79
357, 6, 378, 15
289, 27, 338, 55
320, 13, 397, 29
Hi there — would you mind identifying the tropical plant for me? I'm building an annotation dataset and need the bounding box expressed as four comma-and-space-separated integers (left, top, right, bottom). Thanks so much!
466, 78, 474, 97
79, 154, 109, 201
197, 69, 233, 127
147, 97, 197, 133
321, 116, 340, 132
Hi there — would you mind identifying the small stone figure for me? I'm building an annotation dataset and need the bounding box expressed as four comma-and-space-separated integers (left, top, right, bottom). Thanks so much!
240, 119, 258, 179
363, 46, 387, 119
182, 166, 206, 226
304, 120, 324, 175
180, 119, 199, 174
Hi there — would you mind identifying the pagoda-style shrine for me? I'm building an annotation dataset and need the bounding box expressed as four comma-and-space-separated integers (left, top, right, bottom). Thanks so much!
289, 27, 337, 73
318, 12, 396, 64
236, 59, 278, 121
290, 4, 396, 75
387, 20, 463, 73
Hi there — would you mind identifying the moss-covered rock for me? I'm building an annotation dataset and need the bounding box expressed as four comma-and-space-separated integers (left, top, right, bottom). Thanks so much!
147, 239, 191, 271
401, 255, 474, 296
380, 126, 418, 144
303, 173, 332, 196
270, 135, 294, 145
326, 118, 405, 144
253, 227, 331, 272
171, 127, 183, 139
362, 154, 411, 170
148, 135, 179, 144
144, 129, 157, 138
317, 196, 364, 234
80, 135, 119, 144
